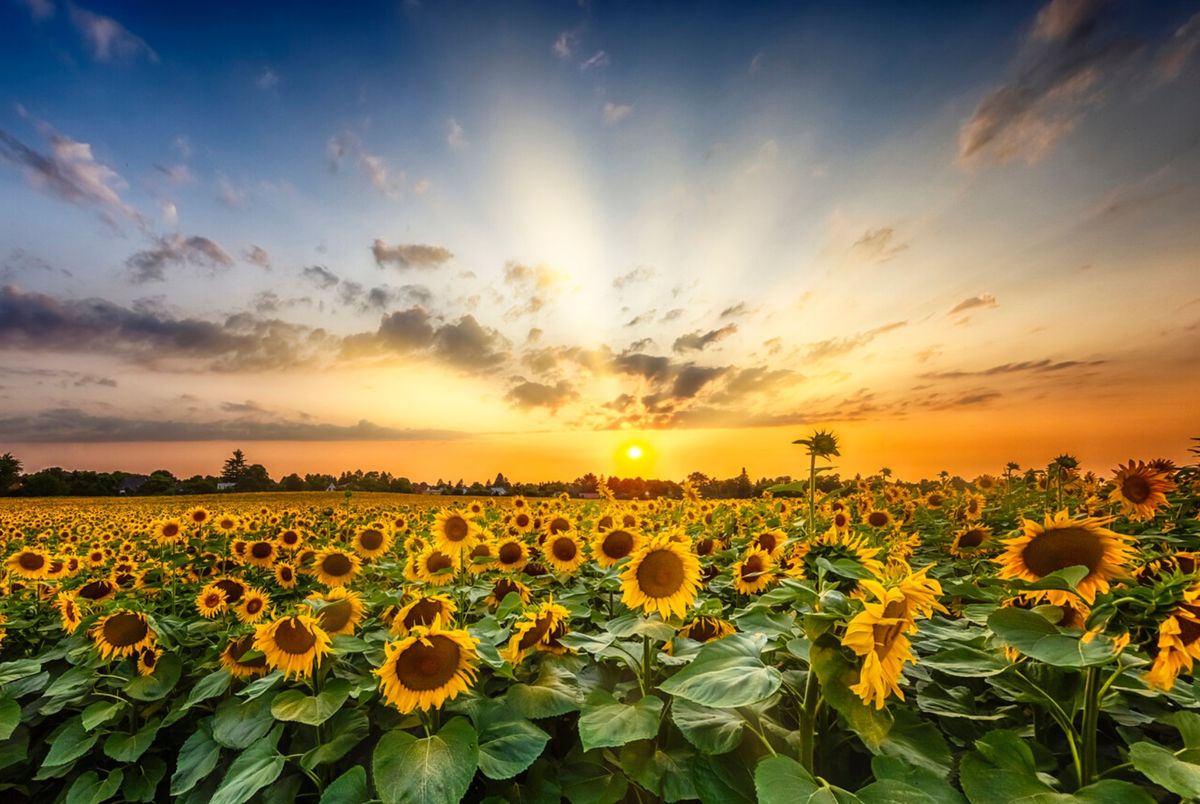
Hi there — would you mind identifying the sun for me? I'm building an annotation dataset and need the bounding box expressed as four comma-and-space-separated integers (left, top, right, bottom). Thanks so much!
626, 445, 644, 461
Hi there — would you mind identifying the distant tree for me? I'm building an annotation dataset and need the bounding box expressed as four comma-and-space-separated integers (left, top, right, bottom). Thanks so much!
305, 473, 335, 491
138, 470, 179, 495
734, 467, 753, 498
279, 473, 305, 492
492, 472, 509, 488
222, 449, 248, 483
238, 464, 275, 492
179, 475, 219, 494
0, 453, 21, 495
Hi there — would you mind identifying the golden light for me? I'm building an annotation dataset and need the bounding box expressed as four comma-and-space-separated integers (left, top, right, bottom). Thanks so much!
626, 445, 644, 461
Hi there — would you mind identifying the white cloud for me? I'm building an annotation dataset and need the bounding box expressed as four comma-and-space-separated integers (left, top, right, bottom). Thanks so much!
447, 117, 468, 150
580, 50, 610, 71
602, 102, 633, 125
553, 31, 576, 60
255, 67, 279, 90
68, 4, 158, 64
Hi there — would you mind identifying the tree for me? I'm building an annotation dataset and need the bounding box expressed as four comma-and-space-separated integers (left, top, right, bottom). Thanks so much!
222, 449, 248, 483
279, 473, 305, 492
0, 453, 22, 495
238, 464, 274, 492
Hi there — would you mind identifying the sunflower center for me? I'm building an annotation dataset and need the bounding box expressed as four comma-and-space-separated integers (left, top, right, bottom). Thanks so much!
1179, 609, 1200, 645
404, 599, 445, 629
604, 530, 634, 558
928, 494, 944, 506
251, 542, 273, 559
103, 613, 149, 647
204, 593, 223, 608
279, 567, 294, 582
274, 618, 318, 655
518, 614, 555, 650
493, 579, 520, 600
868, 512, 888, 527
1121, 475, 1152, 504
18, 552, 45, 571
515, 514, 530, 528
551, 537, 577, 562
360, 529, 384, 550
469, 544, 491, 560
231, 636, 266, 667
744, 554, 765, 576
686, 619, 718, 642
497, 542, 523, 564
959, 529, 986, 548
396, 635, 460, 690
598, 515, 614, 530
425, 551, 452, 573
246, 598, 264, 615
756, 532, 778, 551
162, 523, 179, 538
550, 517, 570, 534
322, 553, 353, 577
319, 599, 351, 632
1021, 527, 1106, 577
637, 549, 685, 598
79, 579, 114, 600
215, 579, 246, 603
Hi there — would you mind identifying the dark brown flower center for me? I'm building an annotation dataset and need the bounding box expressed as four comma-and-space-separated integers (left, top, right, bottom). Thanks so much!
518, 614, 555, 651
403, 598, 446, 629
274, 618, 317, 654
551, 537, 577, 562
162, 523, 179, 538
321, 553, 353, 577
79, 579, 115, 600
359, 529, 384, 550
1121, 475, 1152, 504
743, 554, 766, 577
215, 579, 246, 603
549, 517, 570, 534
395, 635, 460, 690
637, 549, 684, 597
685, 618, 720, 642
318, 599, 352, 632
424, 551, 452, 574
103, 613, 148, 647
959, 529, 986, 548
868, 512, 888, 527
1022, 527, 1106, 577
756, 532, 779, 551
603, 530, 635, 558
229, 636, 266, 667
498, 542, 524, 564
18, 552, 45, 571
245, 598, 264, 615
251, 542, 274, 559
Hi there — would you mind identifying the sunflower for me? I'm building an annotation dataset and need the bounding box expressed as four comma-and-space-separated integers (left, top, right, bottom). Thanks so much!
732, 548, 775, 595
465, 538, 495, 575
277, 528, 304, 550
752, 529, 787, 558
1146, 606, 1200, 690
57, 592, 82, 634
7, 548, 50, 580
312, 549, 361, 587
485, 577, 532, 609
842, 589, 916, 709
416, 548, 460, 586
220, 634, 269, 679
432, 510, 480, 554
950, 526, 992, 558
196, 585, 229, 618
544, 533, 585, 574
500, 601, 570, 664
962, 494, 985, 521
186, 507, 210, 526
863, 509, 893, 529
1110, 460, 1176, 521
377, 619, 480, 713
353, 524, 393, 559
996, 511, 1133, 606
922, 491, 947, 510
154, 519, 183, 543
620, 535, 702, 620
831, 510, 852, 533
392, 593, 456, 633
860, 564, 948, 621
592, 528, 640, 568
76, 578, 117, 602
136, 646, 162, 677
236, 587, 272, 624
309, 587, 365, 636
244, 540, 278, 569
495, 537, 529, 572
676, 616, 736, 645
213, 515, 241, 535
274, 562, 298, 589
254, 614, 333, 679
91, 610, 155, 661
510, 510, 535, 534
790, 528, 885, 593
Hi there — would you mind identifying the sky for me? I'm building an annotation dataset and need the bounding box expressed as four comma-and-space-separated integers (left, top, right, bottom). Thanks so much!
0, 0, 1198, 483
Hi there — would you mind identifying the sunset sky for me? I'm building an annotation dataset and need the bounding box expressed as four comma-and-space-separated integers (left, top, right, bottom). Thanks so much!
1, 0, 1198, 482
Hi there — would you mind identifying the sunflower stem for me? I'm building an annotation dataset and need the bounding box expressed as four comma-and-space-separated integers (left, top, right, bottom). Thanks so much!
641, 634, 654, 694
798, 664, 820, 773
808, 452, 817, 540
1079, 665, 1102, 787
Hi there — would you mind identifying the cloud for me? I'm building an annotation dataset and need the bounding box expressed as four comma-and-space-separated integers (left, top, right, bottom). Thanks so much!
503, 261, 565, 292
372, 239, 453, 269
957, 0, 1137, 165
255, 67, 279, 90
580, 50, 610, 70
505, 379, 578, 411
0, 122, 138, 225
948, 293, 997, 315
626, 310, 657, 327
805, 321, 907, 361
155, 163, 193, 184
346, 307, 509, 373
217, 174, 247, 208
613, 266, 654, 290
243, 245, 271, 269
326, 130, 404, 197
919, 358, 1105, 380
672, 324, 737, 353
2, 248, 71, 281
447, 118, 468, 150
68, 4, 157, 63
719, 302, 750, 319
852, 227, 908, 263
1157, 12, 1200, 82
553, 31, 577, 59
17, 0, 55, 21
603, 102, 633, 124
301, 265, 340, 289
671, 365, 727, 398
126, 235, 234, 283
432, 315, 509, 370
0, 408, 461, 443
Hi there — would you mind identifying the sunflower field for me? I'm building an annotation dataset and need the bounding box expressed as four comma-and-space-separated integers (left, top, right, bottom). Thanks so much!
1, 440, 1199, 803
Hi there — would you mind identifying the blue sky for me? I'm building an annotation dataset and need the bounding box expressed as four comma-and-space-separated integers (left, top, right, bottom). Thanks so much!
0, 0, 1198, 479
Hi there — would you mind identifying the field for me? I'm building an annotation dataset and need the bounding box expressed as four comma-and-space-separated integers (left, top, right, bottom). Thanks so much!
1, 451, 1199, 804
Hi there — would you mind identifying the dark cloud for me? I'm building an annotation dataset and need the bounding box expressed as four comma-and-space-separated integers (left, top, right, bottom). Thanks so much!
243, 245, 271, 269
432, 315, 509, 370
920, 358, 1105, 380
301, 265, 340, 289
1157, 12, 1200, 82
626, 310, 657, 327
672, 365, 727, 398
346, 307, 509, 372
126, 235, 234, 283
0, 408, 461, 443
2, 248, 71, 281
673, 324, 737, 353
371, 307, 436, 352
852, 228, 908, 263
372, 239, 453, 269
504, 379, 578, 411
661, 309, 685, 322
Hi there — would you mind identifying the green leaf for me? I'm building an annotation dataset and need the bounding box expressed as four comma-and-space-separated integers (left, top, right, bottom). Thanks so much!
809, 637, 893, 750
671, 698, 745, 755
559, 755, 628, 804
1074, 780, 1156, 803
320, 767, 369, 804
505, 661, 582, 719
42, 716, 98, 768
270, 678, 350, 726
1129, 741, 1200, 799
66, 769, 124, 804
125, 653, 183, 701
920, 647, 1009, 678
210, 725, 285, 804
45, 665, 95, 698
691, 752, 756, 804
1176, 711, 1200, 748
103, 718, 160, 762
301, 707, 369, 770
170, 721, 222, 796
238, 671, 282, 700
659, 633, 781, 708
578, 690, 663, 753
607, 613, 676, 641
619, 741, 698, 802
878, 708, 953, 778
122, 756, 167, 802
181, 669, 233, 711
0, 726, 29, 772
372, 716, 479, 804
81, 699, 125, 731
212, 692, 277, 749
754, 755, 821, 803
987, 608, 1117, 667
0, 696, 19, 741
0, 658, 42, 685
868, 757, 965, 804
473, 701, 550, 780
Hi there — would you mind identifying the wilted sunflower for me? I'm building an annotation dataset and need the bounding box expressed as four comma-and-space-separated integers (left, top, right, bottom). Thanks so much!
274, 562, 298, 589
254, 614, 333, 679
996, 511, 1133, 606
392, 593, 456, 633
312, 549, 362, 587
592, 528, 641, 568
1110, 460, 1176, 521
377, 618, 479, 713
196, 585, 229, 618
236, 587, 272, 624
544, 533, 585, 574
416, 548, 460, 586
57, 592, 82, 634
950, 526, 992, 558
732, 547, 775, 595
500, 601, 570, 664
620, 535, 702, 620
353, 524, 393, 559
91, 610, 155, 661
309, 587, 365, 636
495, 537, 529, 572
485, 577, 532, 609
136, 646, 162, 677
842, 589, 916, 709
432, 510, 480, 554
7, 548, 50, 580
220, 634, 269, 679
676, 616, 735, 645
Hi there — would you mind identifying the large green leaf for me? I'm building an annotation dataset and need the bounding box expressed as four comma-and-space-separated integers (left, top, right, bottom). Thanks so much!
42, 716, 97, 769
0, 658, 43, 685
505, 661, 583, 719
270, 678, 350, 726
212, 692, 277, 749
659, 633, 781, 708
619, 741, 698, 803
372, 716, 479, 804
0, 696, 19, 741
301, 707, 369, 770
125, 653, 183, 701
1129, 741, 1200, 799
320, 767, 369, 804
65, 769, 124, 804
559, 755, 628, 804
920, 647, 1009, 678
103, 718, 160, 762
671, 698, 746, 755
179, 669, 233, 712
878, 708, 953, 778
81, 700, 125, 731
171, 721, 222, 796
472, 700, 550, 780
210, 725, 285, 804
578, 690, 663, 753
808, 637, 893, 750
987, 608, 1117, 667
122, 756, 167, 803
